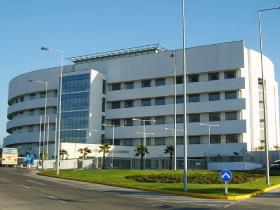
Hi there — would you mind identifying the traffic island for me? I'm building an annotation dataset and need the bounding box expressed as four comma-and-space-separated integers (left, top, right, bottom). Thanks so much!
39, 170, 280, 200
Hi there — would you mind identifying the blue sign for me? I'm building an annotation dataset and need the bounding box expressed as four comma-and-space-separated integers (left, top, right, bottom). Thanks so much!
25, 155, 34, 164
220, 169, 232, 182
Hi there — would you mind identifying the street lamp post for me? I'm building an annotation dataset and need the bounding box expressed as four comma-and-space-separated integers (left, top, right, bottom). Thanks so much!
181, 0, 188, 192
41, 47, 64, 175
164, 127, 184, 170
102, 124, 115, 169
199, 123, 219, 168
171, 50, 177, 170
257, 6, 280, 185
29, 80, 48, 161
133, 118, 156, 169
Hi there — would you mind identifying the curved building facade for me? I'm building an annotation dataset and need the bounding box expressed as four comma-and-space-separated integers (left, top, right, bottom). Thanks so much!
4, 41, 280, 163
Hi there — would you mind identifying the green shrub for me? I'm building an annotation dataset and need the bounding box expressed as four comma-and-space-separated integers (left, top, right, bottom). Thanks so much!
125, 171, 264, 184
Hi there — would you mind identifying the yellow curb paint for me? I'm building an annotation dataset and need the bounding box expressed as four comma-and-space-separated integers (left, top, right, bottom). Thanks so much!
40, 173, 280, 200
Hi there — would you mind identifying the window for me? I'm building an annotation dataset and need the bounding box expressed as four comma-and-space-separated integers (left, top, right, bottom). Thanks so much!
209, 92, 220, 101
111, 101, 121, 109
141, 98, 151, 106
177, 136, 184, 145
29, 110, 35, 116
114, 139, 120, 145
155, 78, 165, 86
176, 95, 184, 104
40, 92, 46, 98
124, 82, 134, 89
30, 94, 35, 100
209, 112, 220, 121
39, 108, 44, 115
225, 111, 238, 120
28, 126, 33, 132
155, 137, 165, 145
226, 134, 239, 143
61, 92, 89, 111
142, 80, 151, 88
111, 119, 120, 126
188, 74, 199, 83
61, 111, 89, 130
224, 71, 236, 79
225, 91, 237, 100
176, 115, 184, 123
102, 80, 106, 94
124, 118, 133, 126
176, 76, 183, 84
189, 114, 200, 123
19, 97, 24, 102
208, 72, 219, 81
102, 116, 105, 130
155, 97, 165, 105
124, 100, 133, 108
62, 73, 90, 93
141, 117, 152, 125
102, 98, 106, 112
124, 139, 133, 146
189, 136, 200, 144
146, 138, 152, 146
155, 116, 165, 124
111, 83, 121, 91
189, 94, 200, 103
210, 135, 221, 144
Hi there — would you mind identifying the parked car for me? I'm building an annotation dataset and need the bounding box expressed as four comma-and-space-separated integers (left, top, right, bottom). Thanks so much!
270, 160, 280, 170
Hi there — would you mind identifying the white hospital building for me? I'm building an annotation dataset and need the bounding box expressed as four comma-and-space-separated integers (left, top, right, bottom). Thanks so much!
4, 40, 280, 169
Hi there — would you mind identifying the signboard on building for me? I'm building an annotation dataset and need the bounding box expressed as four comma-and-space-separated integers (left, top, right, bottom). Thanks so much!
1, 148, 18, 165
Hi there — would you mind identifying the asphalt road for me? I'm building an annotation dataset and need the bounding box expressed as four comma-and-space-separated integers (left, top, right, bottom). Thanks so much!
0, 167, 279, 210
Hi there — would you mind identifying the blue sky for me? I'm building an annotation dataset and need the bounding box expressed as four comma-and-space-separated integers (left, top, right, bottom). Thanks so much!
0, 0, 280, 146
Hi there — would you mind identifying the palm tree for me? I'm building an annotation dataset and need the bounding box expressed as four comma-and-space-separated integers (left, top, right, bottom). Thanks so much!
78, 147, 92, 159
135, 144, 149, 170
99, 144, 111, 169
164, 145, 175, 170
60, 149, 69, 160
274, 145, 280, 151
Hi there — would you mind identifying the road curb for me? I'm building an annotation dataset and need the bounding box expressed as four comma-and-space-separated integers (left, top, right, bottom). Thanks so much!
39, 173, 280, 200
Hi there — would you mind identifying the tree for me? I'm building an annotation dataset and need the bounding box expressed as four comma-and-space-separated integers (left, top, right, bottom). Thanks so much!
164, 145, 175, 170
135, 144, 149, 170
273, 145, 280, 151
60, 149, 69, 160
78, 147, 92, 159
99, 144, 111, 169
256, 145, 265, 151
40, 151, 48, 159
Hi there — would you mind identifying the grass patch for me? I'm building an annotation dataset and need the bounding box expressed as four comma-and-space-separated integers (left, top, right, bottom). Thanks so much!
40, 169, 280, 196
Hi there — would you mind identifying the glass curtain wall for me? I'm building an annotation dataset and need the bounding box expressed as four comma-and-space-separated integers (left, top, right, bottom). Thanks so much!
60, 74, 90, 143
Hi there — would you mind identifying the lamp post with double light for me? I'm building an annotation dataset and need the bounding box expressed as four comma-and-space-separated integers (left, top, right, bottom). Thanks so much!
199, 123, 219, 168
41, 47, 64, 175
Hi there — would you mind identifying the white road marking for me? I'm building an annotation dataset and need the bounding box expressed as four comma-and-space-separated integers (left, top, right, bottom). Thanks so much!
19, 184, 31, 189
47, 196, 66, 204
27, 179, 46, 186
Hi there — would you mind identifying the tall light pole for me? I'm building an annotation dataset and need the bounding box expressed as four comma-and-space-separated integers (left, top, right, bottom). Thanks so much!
181, 0, 188, 192
102, 124, 115, 169
171, 50, 177, 170
199, 123, 219, 168
41, 47, 64, 175
29, 80, 48, 161
258, 6, 280, 185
